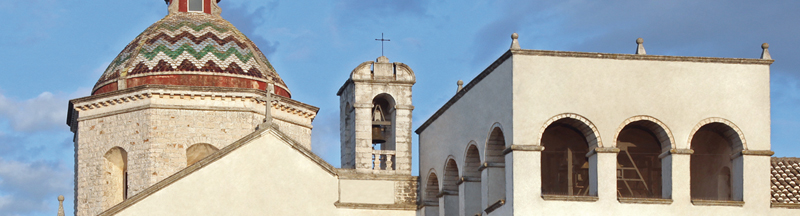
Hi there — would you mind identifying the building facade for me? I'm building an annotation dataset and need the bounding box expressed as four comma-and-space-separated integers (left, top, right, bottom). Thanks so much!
63, 1, 799, 216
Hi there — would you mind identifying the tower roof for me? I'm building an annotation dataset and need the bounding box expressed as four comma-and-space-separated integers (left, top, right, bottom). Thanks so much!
94, 1, 290, 97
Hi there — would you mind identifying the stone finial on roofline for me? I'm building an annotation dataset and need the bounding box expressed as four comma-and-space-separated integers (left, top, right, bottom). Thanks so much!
636, 38, 646, 55
457, 80, 464, 93
57, 195, 65, 216
510, 33, 521, 50
761, 43, 772, 60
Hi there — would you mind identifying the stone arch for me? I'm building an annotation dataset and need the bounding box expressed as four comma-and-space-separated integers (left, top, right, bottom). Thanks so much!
687, 117, 746, 151
186, 143, 219, 166
424, 170, 440, 202
462, 143, 482, 216
485, 124, 506, 163
613, 115, 675, 150
484, 125, 507, 204
539, 113, 602, 148
443, 156, 460, 192
102, 147, 128, 207
689, 118, 746, 201
463, 142, 481, 179
540, 113, 596, 196
613, 115, 673, 198
442, 157, 460, 216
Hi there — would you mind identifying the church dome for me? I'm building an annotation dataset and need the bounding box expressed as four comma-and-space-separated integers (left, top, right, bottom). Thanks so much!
94, 1, 290, 97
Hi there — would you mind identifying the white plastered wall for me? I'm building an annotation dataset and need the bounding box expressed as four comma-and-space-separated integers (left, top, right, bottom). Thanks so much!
509, 54, 775, 215
418, 59, 514, 215
114, 131, 416, 216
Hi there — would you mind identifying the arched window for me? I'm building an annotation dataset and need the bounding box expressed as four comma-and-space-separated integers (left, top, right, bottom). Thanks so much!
188, 0, 203, 12
187, 143, 219, 166
442, 159, 459, 216
484, 127, 506, 204
616, 120, 670, 198
424, 172, 440, 216
103, 147, 128, 207
690, 122, 743, 201
541, 119, 592, 196
463, 144, 481, 216
371, 94, 396, 170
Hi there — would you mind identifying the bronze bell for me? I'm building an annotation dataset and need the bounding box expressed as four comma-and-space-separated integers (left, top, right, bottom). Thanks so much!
372, 125, 386, 144
371, 104, 391, 144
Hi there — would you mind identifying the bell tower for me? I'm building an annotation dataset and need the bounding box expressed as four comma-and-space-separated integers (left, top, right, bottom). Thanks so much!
337, 56, 415, 174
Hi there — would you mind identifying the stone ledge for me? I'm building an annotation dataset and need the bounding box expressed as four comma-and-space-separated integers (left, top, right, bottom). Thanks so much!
336, 169, 417, 181
511, 49, 774, 65
542, 194, 599, 202
478, 162, 505, 172
741, 150, 775, 156
586, 147, 620, 157
772, 203, 800, 209
618, 197, 673, 205
456, 177, 480, 185
333, 201, 416, 211
691, 199, 744, 207
417, 201, 439, 210
484, 199, 505, 214
502, 145, 544, 155
437, 190, 458, 198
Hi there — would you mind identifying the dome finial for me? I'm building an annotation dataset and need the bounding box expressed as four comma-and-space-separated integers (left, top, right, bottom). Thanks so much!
457, 80, 464, 93
510, 33, 521, 50
57, 195, 65, 216
635, 38, 646, 55
761, 43, 771, 60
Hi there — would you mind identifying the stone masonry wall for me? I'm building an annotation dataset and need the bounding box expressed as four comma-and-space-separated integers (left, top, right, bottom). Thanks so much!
71, 86, 318, 216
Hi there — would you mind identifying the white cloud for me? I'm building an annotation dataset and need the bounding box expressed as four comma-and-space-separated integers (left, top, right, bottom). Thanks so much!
0, 88, 89, 133
0, 92, 66, 132
0, 159, 73, 216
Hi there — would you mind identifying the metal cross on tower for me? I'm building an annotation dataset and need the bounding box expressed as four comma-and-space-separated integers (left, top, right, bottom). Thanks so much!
375, 33, 391, 56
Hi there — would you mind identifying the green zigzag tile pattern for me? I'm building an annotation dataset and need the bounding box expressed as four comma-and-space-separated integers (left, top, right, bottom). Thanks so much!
140, 44, 255, 63
156, 21, 229, 33
94, 13, 289, 93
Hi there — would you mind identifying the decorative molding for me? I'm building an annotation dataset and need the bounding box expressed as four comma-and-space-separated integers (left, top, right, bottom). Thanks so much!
618, 197, 673, 205
658, 148, 694, 159
484, 199, 505, 214
336, 170, 417, 181
503, 145, 544, 155
691, 199, 745, 207
511, 49, 774, 65
456, 177, 480, 186
586, 147, 620, 157
437, 190, 458, 198
333, 201, 416, 211
478, 162, 505, 172
772, 203, 800, 209
741, 150, 775, 156
542, 195, 599, 202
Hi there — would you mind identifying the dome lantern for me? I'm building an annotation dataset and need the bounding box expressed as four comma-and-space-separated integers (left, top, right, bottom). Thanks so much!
165, 0, 223, 15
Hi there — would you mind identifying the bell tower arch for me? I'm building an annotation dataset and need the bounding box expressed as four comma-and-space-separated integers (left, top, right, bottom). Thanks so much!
338, 56, 415, 174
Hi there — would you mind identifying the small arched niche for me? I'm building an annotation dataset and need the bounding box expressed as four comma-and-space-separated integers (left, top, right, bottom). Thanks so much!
187, 143, 219, 166
103, 147, 128, 206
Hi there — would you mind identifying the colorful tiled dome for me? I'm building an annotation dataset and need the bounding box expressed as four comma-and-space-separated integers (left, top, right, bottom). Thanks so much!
94, 1, 290, 97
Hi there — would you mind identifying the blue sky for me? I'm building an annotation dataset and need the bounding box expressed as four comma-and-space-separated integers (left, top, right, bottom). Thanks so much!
0, 1, 798, 215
